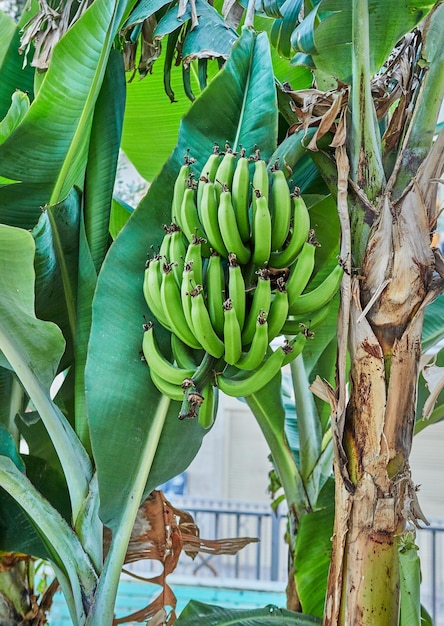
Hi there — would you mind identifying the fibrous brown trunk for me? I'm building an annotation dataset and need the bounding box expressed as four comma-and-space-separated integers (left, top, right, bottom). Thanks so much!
323, 132, 444, 625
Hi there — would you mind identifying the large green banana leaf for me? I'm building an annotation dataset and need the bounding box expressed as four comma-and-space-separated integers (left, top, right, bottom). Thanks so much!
291, 0, 435, 83
175, 601, 321, 624
85, 27, 280, 623
87, 26, 279, 529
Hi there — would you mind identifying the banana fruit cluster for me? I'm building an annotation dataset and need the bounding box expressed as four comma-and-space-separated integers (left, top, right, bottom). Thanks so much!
142, 145, 342, 426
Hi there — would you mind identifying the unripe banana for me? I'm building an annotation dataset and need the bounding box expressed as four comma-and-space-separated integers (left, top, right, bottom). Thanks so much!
171, 333, 203, 369
267, 278, 289, 341
143, 255, 172, 330
228, 253, 246, 330
216, 334, 306, 397
190, 285, 225, 358
161, 263, 201, 348
159, 223, 173, 262
184, 235, 204, 286
199, 180, 228, 257
169, 224, 187, 286
197, 384, 216, 429
206, 252, 225, 337
289, 262, 343, 315
142, 322, 195, 385
150, 369, 184, 401
218, 186, 251, 265
231, 148, 251, 242
214, 144, 236, 202
172, 155, 194, 226
251, 151, 269, 219
285, 240, 317, 308
281, 301, 333, 336
223, 298, 243, 365
252, 190, 272, 267
236, 311, 269, 371
270, 190, 310, 269
270, 162, 291, 251
197, 145, 221, 211
180, 262, 196, 337
242, 268, 272, 345
180, 182, 211, 256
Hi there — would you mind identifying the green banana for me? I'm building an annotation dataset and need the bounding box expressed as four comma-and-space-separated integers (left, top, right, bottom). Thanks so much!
218, 186, 251, 265
285, 240, 317, 308
206, 252, 225, 337
270, 162, 291, 251
171, 333, 203, 369
270, 190, 310, 269
216, 334, 306, 397
289, 262, 343, 315
180, 182, 211, 255
197, 384, 216, 429
184, 235, 204, 286
180, 262, 196, 338
190, 285, 225, 358
214, 144, 236, 201
169, 224, 187, 286
228, 253, 246, 330
172, 155, 194, 226
282, 300, 333, 336
242, 268, 272, 345
236, 311, 269, 371
161, 263, 201, 348
251, 151, 269, 219
143, 255, 172, 330
252, 190, 272, 267
197, 145, 221, 211
142, 322, 195, 385
267, 278, 289, 341
150, 368, 184, 401
231, 148, 251, 242
159, 223, 172, 261
223, 298, 243, 365
199, 180, 228, 257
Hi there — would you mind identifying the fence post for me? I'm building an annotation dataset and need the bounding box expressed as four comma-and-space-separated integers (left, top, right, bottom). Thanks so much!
270, 508, 281, 581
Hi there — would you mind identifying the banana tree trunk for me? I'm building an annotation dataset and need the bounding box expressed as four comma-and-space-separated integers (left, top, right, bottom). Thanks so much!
323, 127, 444, 625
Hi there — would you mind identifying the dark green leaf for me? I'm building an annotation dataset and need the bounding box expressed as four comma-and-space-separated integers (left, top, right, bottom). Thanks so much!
291, 0, 435, 84
294, 478, 334, 617
176, 600, 322, 625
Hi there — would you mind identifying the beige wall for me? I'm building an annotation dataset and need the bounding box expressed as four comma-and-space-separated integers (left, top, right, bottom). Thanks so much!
410, 421, 444, 521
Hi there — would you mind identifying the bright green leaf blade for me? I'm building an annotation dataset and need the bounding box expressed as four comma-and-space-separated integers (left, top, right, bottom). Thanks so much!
0, 0, 130, 200
0, 11, 35, 117
0, 89, 29, 144
176, 601, 322, 624
0, 224, 91, 519
294, 478, 334, 617
0, 224, 65, 389
84, 49, 126, 272
110, 196, 134, 239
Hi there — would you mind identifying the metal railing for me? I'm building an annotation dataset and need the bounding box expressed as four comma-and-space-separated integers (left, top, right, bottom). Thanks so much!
127, 498, 444, 623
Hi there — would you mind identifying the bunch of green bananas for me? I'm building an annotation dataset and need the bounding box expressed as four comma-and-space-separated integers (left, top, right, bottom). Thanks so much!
142, 145, 342, 427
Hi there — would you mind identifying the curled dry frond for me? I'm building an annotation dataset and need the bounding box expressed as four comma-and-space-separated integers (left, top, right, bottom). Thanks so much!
284, 29, 423, 152
19, 0, 93, 70
104, 490, 259, 625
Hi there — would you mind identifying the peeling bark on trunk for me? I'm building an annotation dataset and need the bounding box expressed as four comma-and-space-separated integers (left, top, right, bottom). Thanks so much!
323, 133, 444, 625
